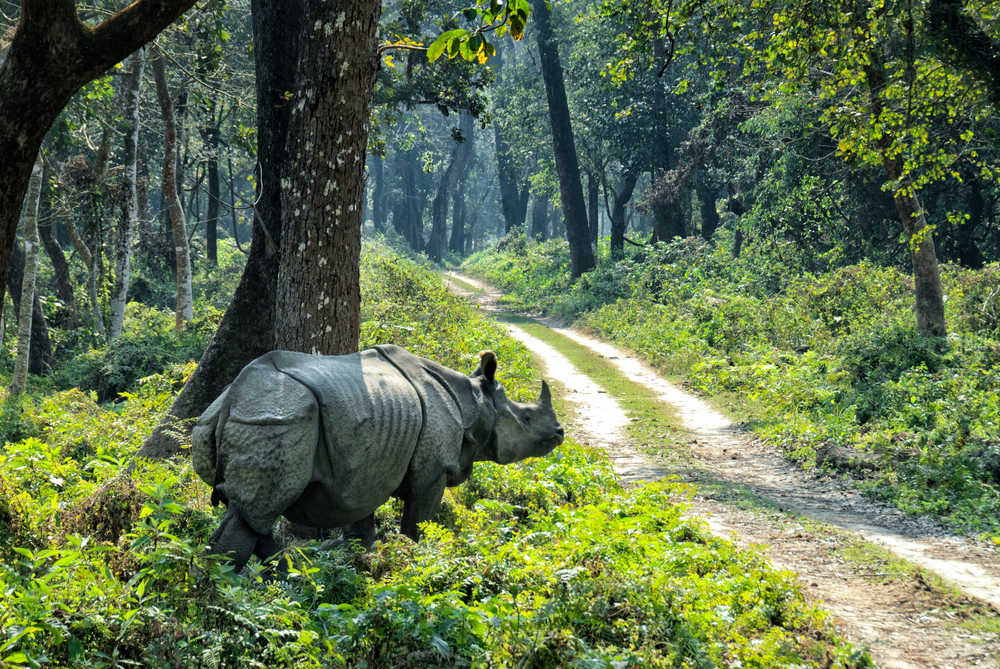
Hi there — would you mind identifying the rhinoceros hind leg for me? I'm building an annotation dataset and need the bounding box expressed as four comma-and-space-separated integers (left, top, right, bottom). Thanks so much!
343, 514, 376, 549
208, 509, 264, 573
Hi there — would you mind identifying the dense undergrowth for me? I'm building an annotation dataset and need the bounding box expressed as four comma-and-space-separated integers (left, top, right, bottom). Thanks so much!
0, 240, 865, 667
463, 234, 1000, 541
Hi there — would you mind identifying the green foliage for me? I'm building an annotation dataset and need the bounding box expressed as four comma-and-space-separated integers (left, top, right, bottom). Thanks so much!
0, 241, 861, 667
54, 303, 221, 403
465, 236, 1000, 539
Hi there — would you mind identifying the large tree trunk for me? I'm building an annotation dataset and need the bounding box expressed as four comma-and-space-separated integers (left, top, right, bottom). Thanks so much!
110, 48, 145, 342
139, 0, 303, 458
9, 158, 42, 396
0, 1, 198, 315
152, 43, 194, 331
610, 169, 639, 259
274, 0, 380, 354
449, 186, 467, 254
531, 0, 594, 277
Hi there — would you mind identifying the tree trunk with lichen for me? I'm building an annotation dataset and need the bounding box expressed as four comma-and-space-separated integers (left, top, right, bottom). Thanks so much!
110, 48, 145, 342
9, 158, 42, 396
274, 0, 380, 354
152, 43, 194, 331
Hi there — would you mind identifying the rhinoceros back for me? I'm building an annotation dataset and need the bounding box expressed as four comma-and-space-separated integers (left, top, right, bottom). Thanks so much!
264, 350, 424, 524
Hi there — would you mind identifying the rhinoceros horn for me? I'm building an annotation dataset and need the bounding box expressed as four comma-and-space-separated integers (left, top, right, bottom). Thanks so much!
539, 380, 552, 407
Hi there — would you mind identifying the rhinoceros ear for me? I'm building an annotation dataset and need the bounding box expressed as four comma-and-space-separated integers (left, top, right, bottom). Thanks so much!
539, 380, 552, 408
476, 350, 497, 382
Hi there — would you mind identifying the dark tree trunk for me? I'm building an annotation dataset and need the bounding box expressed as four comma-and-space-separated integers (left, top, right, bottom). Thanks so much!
273, 0, 380, 354
957, 177, 986, 268
587, 172, 599, 249
530, 193, 548, 241
697, 175, 719, 241
531, 0, 594, 277
139, 0, 302, 458
204, 102, 221, 266
7, 240, 52, 375
0, 0, 198, 313
449, 187, 466, 254
610, 169, 639, 259
36, 162, 75, 315
371, 153, 387, 234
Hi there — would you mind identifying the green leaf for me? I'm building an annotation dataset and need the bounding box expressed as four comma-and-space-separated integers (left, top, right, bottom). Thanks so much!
428, 29, 467, 62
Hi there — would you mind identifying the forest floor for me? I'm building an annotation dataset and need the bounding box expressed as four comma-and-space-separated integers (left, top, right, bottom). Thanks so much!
444, 271, 1000, 669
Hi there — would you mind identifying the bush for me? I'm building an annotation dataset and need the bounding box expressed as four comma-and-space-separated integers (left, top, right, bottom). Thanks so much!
54, 303, 220, 402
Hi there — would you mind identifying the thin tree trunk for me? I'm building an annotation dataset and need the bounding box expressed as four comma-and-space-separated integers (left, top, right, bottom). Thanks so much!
610, 169, 639, 259
205, 104, 221, 266
863, 52, 947, 336
66, 213, 106, 337
530, 193, 548, 241
36, 161, 75, 317
531, 0, 594, 277
9, 157, 42, 396
371, 153, 387, 234
587, 172, 599, 249
697, 175, 720, 241
152, 43, 194, 330
110, 48, 145, 341
274, 0, 380, 354
7, 238, 52, 374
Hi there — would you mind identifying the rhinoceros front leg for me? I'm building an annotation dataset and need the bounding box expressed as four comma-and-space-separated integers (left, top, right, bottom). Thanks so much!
401, 475, 446, 541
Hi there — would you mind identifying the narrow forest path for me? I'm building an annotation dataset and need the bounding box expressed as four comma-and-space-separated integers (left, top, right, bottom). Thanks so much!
444, 271, 1000, 669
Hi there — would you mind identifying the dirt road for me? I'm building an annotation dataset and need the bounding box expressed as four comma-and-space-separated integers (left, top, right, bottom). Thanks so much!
446, 271, 1000, 669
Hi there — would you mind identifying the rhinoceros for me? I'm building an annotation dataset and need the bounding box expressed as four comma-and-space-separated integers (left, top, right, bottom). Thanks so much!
192, 344, 563, 571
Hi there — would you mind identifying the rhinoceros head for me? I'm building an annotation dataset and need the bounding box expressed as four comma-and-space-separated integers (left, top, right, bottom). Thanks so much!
472, 351, 564, 465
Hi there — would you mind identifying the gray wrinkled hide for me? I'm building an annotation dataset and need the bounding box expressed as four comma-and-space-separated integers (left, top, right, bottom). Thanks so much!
192, 344, 563, 568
